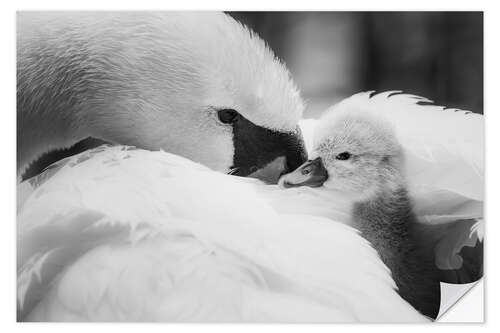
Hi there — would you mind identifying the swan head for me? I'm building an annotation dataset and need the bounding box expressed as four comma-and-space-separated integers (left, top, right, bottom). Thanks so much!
18, 12, 307, 183
280, 110, 405, 201
157, 13, 309, 182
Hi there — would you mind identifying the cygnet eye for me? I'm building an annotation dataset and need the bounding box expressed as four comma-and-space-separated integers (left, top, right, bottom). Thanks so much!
335, 152, 351, 160
217, 109, 240, 124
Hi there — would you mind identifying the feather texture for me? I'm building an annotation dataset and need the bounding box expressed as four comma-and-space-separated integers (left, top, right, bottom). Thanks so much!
17, 91, 483, 321
300, 92, 484, 281
17, 12, 304, 176
18, 146, 425, 322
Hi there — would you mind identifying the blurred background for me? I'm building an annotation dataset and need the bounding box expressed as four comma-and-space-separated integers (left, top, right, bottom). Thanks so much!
229, 12, 483, 118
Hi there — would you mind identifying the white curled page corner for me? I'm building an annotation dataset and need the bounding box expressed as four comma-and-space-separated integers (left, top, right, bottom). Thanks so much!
437, 280, 484, 322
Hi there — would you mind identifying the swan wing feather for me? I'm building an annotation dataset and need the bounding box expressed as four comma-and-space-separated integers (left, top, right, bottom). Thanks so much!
18, 146, 426, 322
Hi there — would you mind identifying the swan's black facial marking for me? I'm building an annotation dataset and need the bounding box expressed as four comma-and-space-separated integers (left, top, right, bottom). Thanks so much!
227, 113, 307, 183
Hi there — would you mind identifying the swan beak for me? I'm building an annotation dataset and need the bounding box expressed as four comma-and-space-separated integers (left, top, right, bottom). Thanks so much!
231, 118, 307, 183
278, 157, 329, 188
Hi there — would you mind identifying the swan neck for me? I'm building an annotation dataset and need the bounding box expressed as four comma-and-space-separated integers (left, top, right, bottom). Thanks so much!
352, 187, 440, 318
17, 109, 86, 177
353, 186, 415, 247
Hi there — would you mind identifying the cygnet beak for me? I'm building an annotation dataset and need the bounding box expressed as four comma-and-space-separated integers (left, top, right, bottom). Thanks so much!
278, 157, 329, 188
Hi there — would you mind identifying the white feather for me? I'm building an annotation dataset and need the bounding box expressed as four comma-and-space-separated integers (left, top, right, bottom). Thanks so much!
18, 146, 425, 322
312, 91, 483, 202
300, 91, 484, 272
18, 91, 483, 321
17, 12, 304, 175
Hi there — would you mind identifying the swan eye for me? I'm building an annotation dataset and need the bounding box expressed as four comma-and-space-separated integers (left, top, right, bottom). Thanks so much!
218, 109, 240, 124
335, 152, 351, 160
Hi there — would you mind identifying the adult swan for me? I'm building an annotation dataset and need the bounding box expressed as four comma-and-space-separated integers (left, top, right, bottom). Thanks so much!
17, 12, 307, 182
17, 92, 483, 322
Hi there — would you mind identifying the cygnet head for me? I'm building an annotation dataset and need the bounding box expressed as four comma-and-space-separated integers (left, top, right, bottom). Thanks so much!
280, 110, 405, 201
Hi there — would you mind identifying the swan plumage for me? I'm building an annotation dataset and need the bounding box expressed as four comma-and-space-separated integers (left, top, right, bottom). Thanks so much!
301, 92, 483, 274
312, 91, 483, 202
283, 105, 445, 317
17, 12, 307, 182
17, 92, 483, 321
18, 145, 425, 322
